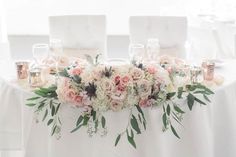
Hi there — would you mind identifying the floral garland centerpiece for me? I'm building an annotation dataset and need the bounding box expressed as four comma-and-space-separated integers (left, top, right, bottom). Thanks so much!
26, 55, 214, 148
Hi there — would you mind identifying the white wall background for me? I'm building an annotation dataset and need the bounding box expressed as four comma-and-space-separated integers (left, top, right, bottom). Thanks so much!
2, 0, 236, 35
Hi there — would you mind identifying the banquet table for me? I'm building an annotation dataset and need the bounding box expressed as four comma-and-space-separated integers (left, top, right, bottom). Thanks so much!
0, 59, 236, 157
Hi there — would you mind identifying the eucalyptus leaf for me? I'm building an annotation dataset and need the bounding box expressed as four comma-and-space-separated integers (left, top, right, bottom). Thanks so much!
49, 100, 53, 109
51, 105, 55, 116
162, 113, 167, 129
203, 94, 211, 102
115, 134, 121, 146
138, 114, 142, 123
47, 119, 53, 126
83, 116, 90, 126
71, 125, 82, 133
27, 97, 40, 101
187, 93, 195, 110
34, 90, 47, 97
42, 109, 48, 121
172, 114, 183, 126
130, 129, 134, 138
59, 69, 70, 78
143, 121, 146, 130
167, 92, 176, 99
51, 125, 57, 136
173, 105, 185, 114
194, 97, 207, 105
38, 103, 45, 109
55, 103, 61, 114
135, 105, 145, 121
127, 135, 136, 149
131, 115, 141, 134
177, 87, 184, 98
92, 110, 96, 121
171, 125, 180, 139
26, 103, 36, 107
167, 104, 171, 116
76, 115, 84, 126
101, 116, 106, 128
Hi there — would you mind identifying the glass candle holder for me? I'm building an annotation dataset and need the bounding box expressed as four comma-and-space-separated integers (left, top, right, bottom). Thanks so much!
190, 66, 203, 83
15, 61, 29, 79
29, 67, 44, 87
202, 60, 215, 81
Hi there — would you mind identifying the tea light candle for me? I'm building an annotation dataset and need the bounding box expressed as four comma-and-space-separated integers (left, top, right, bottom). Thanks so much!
29, 68, 44, 87
15, 61, 29, 79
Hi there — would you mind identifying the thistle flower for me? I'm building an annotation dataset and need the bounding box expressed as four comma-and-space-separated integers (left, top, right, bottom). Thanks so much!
85, 82, 97, 99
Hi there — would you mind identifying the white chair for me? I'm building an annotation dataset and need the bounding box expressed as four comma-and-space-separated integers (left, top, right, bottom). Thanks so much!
129, 16, 187, 58
49, 15, 107, 60
0, 16, 11, 61
214, 21, 236, 59
188, 26, 219, 60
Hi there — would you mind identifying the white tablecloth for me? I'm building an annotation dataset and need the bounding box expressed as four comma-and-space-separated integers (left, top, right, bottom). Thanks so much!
0, 59, 236, 157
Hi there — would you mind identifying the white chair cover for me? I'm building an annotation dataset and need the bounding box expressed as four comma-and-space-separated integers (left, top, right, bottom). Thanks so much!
188, 26, 219, 61
214, 21, 236, 59
129, 16, 187, 58
0, 42, 10, 61
49, 15, 107, 59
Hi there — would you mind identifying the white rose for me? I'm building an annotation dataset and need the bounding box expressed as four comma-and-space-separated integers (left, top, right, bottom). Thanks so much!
109, 100, 124, 112
100, 78, 115, 94
130, 67, 145, 81
137, 79, 152, 98
110, 90, 127, 101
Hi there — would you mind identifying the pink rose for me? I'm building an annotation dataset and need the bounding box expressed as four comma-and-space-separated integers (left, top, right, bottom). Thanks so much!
72, 68, 82, 76
117, 83, 126, 91
66, 90, 76, 101
147, 66, 157, 74
121, 76, 130, 84
74, 95, 83, 106
114, 75, 121, 85
166, 66, 173, 74
139, 99, 153, 108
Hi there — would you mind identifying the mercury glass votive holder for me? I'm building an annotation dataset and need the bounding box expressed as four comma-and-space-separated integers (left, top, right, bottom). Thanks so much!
202, 60, 215, 81
29, 68, 44, 87
15, 61, 29, 79
190, 66, 203, 83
